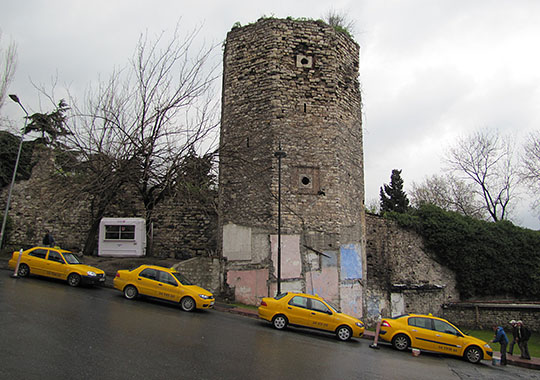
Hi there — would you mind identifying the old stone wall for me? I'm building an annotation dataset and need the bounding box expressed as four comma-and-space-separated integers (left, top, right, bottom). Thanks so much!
218, 18, 366, 315
173, 256, 224, 295
0, 146, 217, 259
442, 303, 540, 332
365, 213, 460, 326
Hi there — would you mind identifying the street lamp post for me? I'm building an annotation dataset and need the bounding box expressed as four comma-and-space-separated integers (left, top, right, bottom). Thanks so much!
0, 95, 29, 250
274, 144, 286, 295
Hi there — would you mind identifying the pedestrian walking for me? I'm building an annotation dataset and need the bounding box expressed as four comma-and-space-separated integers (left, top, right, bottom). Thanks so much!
508, 320, 520, 356
517, 321, 531, 360
492, 325, 509, 365
42, 230, 55, 247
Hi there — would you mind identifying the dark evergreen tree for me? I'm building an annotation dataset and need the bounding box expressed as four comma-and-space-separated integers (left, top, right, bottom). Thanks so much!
380, 169, 410, 213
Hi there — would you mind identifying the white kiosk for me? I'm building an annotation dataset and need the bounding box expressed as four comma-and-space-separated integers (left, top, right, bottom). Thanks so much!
98, 217, 146, 257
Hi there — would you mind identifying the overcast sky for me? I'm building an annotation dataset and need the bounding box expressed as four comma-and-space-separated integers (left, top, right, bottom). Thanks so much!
1, 0, 540, 229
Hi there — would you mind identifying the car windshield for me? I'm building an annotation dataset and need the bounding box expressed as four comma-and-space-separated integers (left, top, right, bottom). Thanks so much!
172, 272, 193, 285
62, 252, 82, 264
326, 300, 341, 313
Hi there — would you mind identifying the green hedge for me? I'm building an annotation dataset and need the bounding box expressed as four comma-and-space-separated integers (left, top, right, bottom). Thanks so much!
386, 204, 540, 299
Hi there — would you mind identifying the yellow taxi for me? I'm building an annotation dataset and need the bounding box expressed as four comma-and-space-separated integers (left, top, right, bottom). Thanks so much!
113, 265, 214, 311
8, 246, 106, 287
379, 313, 493, 363
258, 292, 365, 341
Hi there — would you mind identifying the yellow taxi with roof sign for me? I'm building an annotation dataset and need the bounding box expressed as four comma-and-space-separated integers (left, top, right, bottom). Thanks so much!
258, 292, 365, 341
8, 246, 105, 286
378, 313, 493, 363
113, 264, 214, 311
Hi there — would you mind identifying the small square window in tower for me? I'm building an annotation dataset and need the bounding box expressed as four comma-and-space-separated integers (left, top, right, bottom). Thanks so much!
296, 54, 313, 68
295, 166, 320, 195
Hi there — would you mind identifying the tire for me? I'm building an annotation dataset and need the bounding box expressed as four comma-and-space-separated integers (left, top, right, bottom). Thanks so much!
336, 325, 352, 341
392, 334, 411, 351
67, 273, 81, 287
123, 285, 138, 300
272, 314, 288, 330
464, 346, 482, 364
180, 296, 196, 312
17, 264, 30, 277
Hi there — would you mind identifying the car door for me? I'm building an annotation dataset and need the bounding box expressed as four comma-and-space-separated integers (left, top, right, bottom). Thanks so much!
136, 268, 159, 297
407, 317, 436, 351
155, 270, 181, 302
286, 296, 312, 326
26, 248, 49, 276
44, 249, 66, 279
431, 319, 463, 356
307, 299, 335, 332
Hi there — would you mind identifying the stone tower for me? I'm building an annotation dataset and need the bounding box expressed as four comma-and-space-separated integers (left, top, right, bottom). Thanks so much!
219, 18, 366, 317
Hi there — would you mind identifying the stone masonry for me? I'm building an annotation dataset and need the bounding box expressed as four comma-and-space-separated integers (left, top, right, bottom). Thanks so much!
218, 18, 366, 316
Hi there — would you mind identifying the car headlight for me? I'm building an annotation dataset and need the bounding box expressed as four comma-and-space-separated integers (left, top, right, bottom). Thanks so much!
87, 271, 97, 277
199, 294, 211, 300
356, 322, 365, 328
484, 344, 491, 349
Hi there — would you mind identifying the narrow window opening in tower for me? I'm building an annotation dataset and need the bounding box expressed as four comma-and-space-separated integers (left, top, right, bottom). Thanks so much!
246, 137, 250, 148
301, 176, 311, 186
301, 57, 309, 65
303, 103, 307, 113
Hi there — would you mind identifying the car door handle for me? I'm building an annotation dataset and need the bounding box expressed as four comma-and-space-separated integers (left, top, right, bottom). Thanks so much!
288, 307, 292, 309
311, 312, 316, 315
158, 283, 163, 286
435, 334, 441, 337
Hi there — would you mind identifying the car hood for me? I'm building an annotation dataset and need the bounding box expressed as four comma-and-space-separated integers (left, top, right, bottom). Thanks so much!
335, 312, 364, 326
70, 264, 105, 274
465, 334, 489, 347
185, 284, 213, 297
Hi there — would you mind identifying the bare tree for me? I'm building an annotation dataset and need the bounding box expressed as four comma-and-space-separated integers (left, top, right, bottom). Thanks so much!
445, 129, 518, 222
521, 131, 540, 209
323, 9, 356, 35
54, 23, 220, 255
0, 31, 17, 113
410, 174, 486, 219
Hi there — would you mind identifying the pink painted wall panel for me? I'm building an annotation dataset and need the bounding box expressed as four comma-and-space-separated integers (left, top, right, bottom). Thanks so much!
340, 283, 363, 319
226, 269, 269, 305
305, 267, 339, 304
270, 234, 301, 279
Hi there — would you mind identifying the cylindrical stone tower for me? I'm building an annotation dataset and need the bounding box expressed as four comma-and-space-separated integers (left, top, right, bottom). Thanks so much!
219, 18, 366, 317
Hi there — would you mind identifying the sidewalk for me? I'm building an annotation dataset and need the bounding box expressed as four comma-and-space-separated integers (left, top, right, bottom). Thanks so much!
216, 302, 539, 370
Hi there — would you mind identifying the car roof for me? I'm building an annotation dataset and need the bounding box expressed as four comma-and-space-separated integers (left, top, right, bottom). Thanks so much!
285, 292, 324, 301
33, 246, 71, 254
136, 264, 177, 272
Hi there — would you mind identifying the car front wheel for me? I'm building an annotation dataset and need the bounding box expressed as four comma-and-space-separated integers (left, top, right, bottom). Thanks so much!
124, 285, 138, 300
464, 346, 482, 364
180, 296, 196, 312
17, 264, 30, 277
67, 273, 81, 287
392, 334, 410, 351
336, 325, 352, 341
272, 315, 288, 330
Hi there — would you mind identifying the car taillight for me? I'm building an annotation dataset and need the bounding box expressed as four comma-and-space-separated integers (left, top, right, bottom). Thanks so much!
115, 272, 120, 278
381, 320, 391, 328
260, 300, 267, 307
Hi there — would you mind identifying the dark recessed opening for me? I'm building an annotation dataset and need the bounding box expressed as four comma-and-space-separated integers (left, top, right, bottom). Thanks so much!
301, 176, 311, 186
301, 57, 309, 65
303, 103, 307, 113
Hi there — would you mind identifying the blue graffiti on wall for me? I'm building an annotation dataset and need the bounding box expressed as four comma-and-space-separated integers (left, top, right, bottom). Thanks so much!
340, 243, 362, 280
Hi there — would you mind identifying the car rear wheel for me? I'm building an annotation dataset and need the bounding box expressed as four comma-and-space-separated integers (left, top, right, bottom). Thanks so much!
180, 296, 196, 312
124, 285, 138, 300
464, 346, 482, 364
392, 334, 410, 351
272, 315, 288, 330
67, 273, 81, 287
336, 325, 352, 341
17, 264, 30, 277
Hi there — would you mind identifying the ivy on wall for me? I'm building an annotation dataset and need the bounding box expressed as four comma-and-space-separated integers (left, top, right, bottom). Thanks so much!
386, 204, 540, 300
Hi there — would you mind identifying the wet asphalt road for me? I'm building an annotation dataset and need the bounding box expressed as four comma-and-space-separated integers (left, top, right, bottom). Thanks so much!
1, 273, 538, 380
